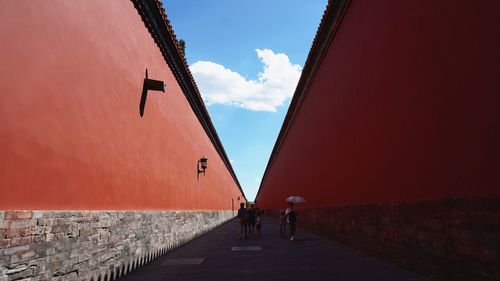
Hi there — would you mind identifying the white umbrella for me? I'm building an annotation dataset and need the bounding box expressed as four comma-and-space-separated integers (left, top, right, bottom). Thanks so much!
286, 196, 305, 203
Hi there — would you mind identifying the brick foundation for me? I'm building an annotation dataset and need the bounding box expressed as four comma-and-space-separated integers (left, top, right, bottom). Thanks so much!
0, 210, 233, 281
270, 196, 500, 281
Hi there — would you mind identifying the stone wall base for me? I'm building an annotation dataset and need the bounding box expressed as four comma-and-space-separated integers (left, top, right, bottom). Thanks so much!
268, 196, 500, 281
0, 210, 234, 281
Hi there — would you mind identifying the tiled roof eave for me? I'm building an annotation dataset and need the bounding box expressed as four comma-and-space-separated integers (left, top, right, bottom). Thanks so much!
255, 0, 352, 201
131, 0, 246, 201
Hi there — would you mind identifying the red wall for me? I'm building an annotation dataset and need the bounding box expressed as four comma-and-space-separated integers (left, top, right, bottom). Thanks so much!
0, 1, 243, 210
257, 0, 500, 209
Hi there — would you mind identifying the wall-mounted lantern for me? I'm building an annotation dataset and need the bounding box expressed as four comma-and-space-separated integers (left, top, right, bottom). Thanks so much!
197, 156, 208, 177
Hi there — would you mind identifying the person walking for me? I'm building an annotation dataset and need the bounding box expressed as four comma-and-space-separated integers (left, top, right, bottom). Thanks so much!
255, 210, 262, 238
279, 209, 286, 237
247, 203, 256, 236
237, 203, 248, 240
285, 202, 297, 241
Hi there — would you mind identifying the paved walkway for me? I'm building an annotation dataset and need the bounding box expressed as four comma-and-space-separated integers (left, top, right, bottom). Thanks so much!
120, 217, 427, 281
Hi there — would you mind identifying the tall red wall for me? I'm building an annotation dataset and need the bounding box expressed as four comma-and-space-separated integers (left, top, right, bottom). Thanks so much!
257, 0, 500, 210
0, 1, 242, 210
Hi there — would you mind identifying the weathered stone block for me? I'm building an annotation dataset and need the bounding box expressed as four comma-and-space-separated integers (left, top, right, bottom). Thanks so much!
30, 226, 44, 236
0, 221, 8, 230
0, 239, 10, 249
10, 236, 33, 246
5, 211, 32, 220
77, 223, 91, 231
51, 225, 69, 234
10, 250, 36, 263
32, 211, 45, 219
5, 228, 31, 238
5, 268, 34, 280
45, 233, 56, 242
4, 245, 30, 256
4, 264, 27, 275
54, 233, 67, 241
26, 260, 48, 276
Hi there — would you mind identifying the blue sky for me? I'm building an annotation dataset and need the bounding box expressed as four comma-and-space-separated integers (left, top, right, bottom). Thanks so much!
163, 0, 327, 200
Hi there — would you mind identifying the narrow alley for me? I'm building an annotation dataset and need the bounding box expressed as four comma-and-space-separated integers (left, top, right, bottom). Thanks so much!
120, 217, 426, 281
1, 1, 498, 280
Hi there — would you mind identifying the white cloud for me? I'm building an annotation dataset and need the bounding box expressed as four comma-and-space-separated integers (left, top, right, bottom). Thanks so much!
190, 49, 302, 112
230, 159, 235, 164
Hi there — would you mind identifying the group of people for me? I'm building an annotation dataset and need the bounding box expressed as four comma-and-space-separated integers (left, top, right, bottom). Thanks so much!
237, 203, 262, 240
237, 202, 298, 241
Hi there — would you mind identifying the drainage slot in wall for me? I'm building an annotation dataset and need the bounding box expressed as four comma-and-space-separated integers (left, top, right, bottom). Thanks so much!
231, 246, 262, 251
161, 258, 205, 266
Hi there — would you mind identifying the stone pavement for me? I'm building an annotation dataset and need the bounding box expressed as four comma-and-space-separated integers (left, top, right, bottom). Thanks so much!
119, 217, 428, 281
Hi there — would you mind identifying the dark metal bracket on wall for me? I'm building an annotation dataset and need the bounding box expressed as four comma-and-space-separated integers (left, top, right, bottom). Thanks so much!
140, 69, 166, 117
132, 0, 246, 200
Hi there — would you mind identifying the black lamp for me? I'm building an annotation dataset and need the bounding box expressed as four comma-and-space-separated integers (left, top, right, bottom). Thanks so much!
198, 157, 208, 176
